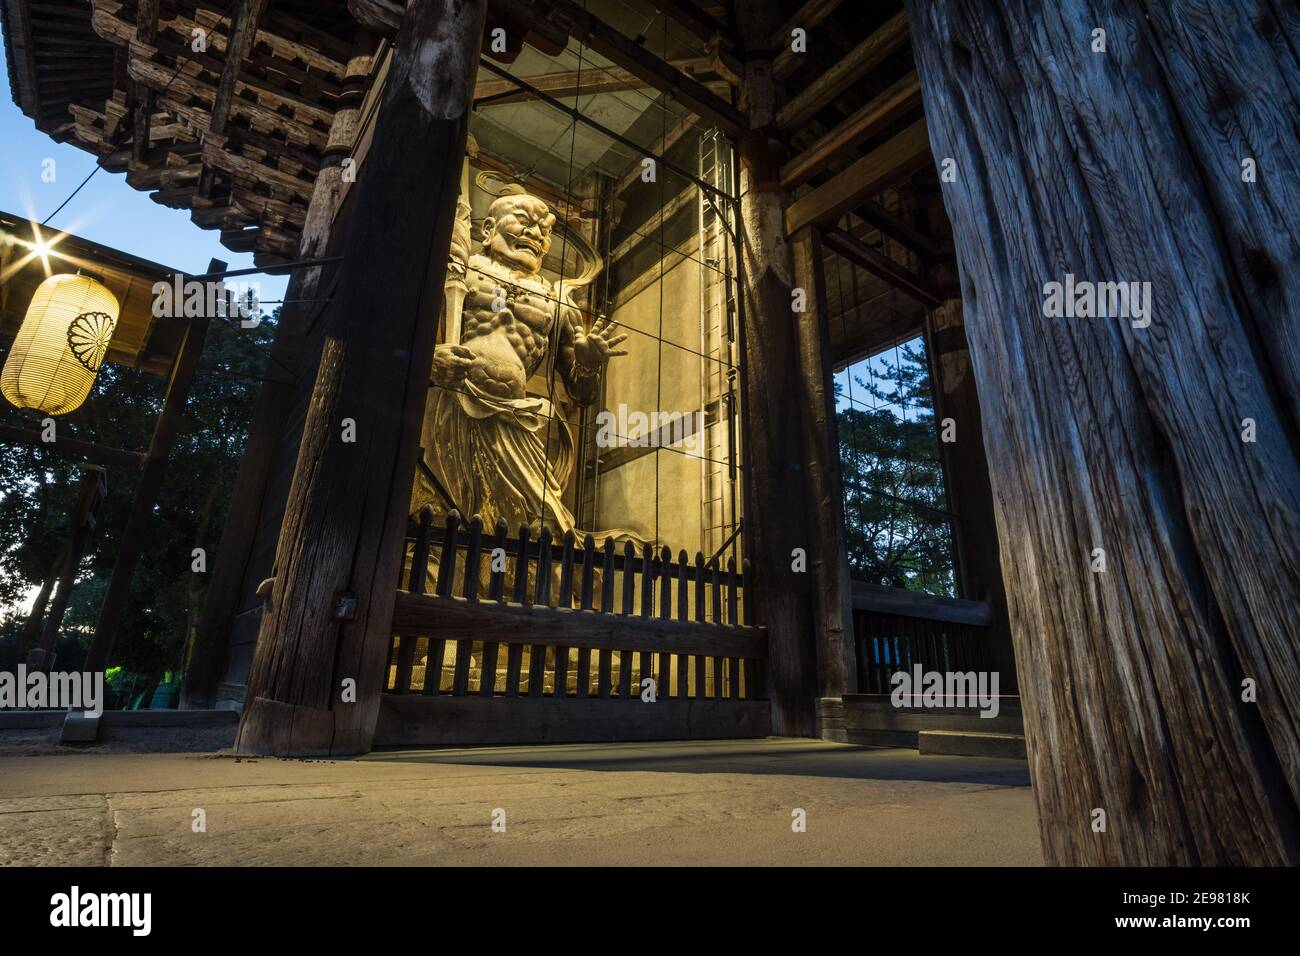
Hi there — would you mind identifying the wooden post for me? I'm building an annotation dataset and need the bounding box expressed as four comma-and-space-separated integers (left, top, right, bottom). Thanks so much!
196, 0, 268, 197
924, 299, 1015, 692
181, 38, 376, 710
84, 265, 219, 675
789, 226, 856, 700
908, 0, 1300, 864
130, 0, 159, 166
235, 0, 487, 756
733, 0, 818, 735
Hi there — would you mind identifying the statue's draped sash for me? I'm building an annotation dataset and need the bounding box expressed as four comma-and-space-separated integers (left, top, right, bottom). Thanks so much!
417, 379, 576, 533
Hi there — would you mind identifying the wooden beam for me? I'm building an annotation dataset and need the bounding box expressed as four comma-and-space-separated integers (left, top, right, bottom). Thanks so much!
474, 57, 713, 106
850, 580, 992, 628
208, 0, 267, 138
780, 71, 922, 189
348, 0, 402, 37
85, 272, 219, 674
130, 0, 160, 165
128, 58, 330, 150
643, 0, 727, 44
734, 0, 819, 737
545, 0, 745, 136
771, 0, 844, 80
376, 694, 771, 746
614, 111, 695, 196
393, 593, 766, 658
823, 226, 943, 308
775, 10, 909, 130
829, 300, 921, 368
789, 226, 856, 698
850, 198, 941, 260
181, 42, 377, 711
234, 0, 488, 756
0, 424, 146, 470
784, 118, 932, 234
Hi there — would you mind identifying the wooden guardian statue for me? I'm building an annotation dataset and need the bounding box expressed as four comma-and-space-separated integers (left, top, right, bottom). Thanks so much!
414, 175, 628, 534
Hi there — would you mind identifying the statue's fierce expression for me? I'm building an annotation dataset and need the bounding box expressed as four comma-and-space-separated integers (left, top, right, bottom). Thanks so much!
483, 195, 555, 275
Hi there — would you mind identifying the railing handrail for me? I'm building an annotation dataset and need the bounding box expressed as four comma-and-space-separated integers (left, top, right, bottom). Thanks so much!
850, 579, 990, 627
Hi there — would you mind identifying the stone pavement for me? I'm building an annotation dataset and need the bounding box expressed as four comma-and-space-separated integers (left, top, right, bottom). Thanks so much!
0, 738, 1042, 866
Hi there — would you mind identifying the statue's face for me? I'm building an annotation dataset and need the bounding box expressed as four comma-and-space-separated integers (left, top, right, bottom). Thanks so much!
483, 196, 554, 274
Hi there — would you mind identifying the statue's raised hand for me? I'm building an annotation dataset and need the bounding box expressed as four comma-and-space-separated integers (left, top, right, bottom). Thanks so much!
572, 314, 629, 369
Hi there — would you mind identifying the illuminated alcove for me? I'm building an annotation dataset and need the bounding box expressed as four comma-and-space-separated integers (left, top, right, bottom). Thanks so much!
368, 4, 749, 697
404, 13, 745, 565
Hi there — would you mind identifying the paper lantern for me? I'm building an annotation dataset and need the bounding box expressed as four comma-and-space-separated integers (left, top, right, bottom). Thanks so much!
1, 273, 119, 416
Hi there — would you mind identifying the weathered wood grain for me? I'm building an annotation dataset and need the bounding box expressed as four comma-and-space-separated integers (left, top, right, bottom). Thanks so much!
735, 0, 820, 735
234, 0, 488, 756
907, 0, 1300, 865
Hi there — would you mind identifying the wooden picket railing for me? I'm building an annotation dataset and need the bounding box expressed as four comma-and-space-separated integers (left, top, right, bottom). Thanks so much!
853, 611, 993, 694
384, 508, 765, 707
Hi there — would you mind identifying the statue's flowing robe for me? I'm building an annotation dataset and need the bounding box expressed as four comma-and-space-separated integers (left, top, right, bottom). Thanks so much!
415, 379, 577, 534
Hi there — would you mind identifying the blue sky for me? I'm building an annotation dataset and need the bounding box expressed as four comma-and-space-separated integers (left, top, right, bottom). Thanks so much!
0, 27, 287, 302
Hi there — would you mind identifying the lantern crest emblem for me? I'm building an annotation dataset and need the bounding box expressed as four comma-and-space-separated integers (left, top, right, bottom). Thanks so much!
67, 310, 115, 372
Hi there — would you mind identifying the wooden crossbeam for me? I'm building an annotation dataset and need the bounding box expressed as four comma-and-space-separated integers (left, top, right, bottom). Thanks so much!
850, 580, 992, 627
823, 226, 943, 309
208, 0, 268, 139
393, 592, 767, 659
200, 0, 269, 197
130, 0, 160, 165
775, 10, 910, 130
615, 111, 696, 195
474, 57, 714, 107
0, 424, 145, 470
851, 199, 941, 260
545, 0, 745, 136
784, 118, 931, 234
647, 0, 728, 44
781, 70, 922, 189
771, 0, 844, 80
348, 0, 402, 36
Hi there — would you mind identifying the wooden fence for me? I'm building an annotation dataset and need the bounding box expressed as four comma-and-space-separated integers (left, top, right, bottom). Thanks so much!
848, 580, 993, 694
852, 609, 993, 694
377, 508, 770, 746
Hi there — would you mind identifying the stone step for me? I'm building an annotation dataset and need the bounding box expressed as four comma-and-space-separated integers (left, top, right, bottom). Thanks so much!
918, 729, 1027, 759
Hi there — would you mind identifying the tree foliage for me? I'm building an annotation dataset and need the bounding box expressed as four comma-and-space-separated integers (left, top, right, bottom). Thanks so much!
0, 309, 276, 691
837, 337, 955, 596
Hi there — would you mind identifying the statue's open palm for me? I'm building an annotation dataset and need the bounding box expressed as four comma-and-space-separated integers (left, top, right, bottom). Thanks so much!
572, 314, 629, 368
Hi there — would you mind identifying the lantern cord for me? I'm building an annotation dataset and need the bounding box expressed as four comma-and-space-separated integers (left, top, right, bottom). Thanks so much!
40, 168, 101, 227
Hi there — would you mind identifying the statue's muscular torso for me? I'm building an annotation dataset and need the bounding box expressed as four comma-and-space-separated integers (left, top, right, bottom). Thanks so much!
459, 253, 570, 399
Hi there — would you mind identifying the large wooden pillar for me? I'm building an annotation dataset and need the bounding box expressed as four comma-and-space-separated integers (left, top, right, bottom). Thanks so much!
908, 0, 1300, 864
235, 0, 487, 756
790, 226, 856, 699
181, 38, 376, 710
925, 299, 1015, 692
734, 0, 818, 735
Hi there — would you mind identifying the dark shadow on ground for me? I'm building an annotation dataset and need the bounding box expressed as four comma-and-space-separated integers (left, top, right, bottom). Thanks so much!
361, 738, 1032, 788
